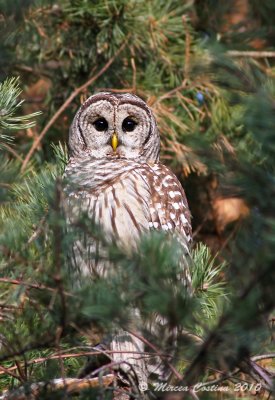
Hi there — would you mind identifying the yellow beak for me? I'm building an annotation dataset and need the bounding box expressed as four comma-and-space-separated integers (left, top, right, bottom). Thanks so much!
111, 133, 118, 152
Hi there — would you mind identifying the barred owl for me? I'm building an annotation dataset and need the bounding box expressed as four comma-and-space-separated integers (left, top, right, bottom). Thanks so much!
63, 92, 192, 397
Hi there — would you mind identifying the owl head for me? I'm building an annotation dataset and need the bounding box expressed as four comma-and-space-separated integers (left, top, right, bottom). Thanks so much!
68, 92, 160, 163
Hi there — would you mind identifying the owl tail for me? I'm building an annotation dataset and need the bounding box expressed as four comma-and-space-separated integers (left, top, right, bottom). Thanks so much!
109, 329, 148, 398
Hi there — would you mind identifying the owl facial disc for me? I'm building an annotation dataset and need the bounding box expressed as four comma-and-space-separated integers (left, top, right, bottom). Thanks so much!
69, 92, 160, 163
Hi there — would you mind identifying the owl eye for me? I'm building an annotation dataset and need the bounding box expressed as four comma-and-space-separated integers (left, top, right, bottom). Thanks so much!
122, 117, 137, 132
93, 117, 108, 132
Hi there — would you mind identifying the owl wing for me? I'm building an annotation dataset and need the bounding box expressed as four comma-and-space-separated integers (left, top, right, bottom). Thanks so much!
136, 162, 192, 290
146, 163, 192, 247
135, 163, 192, 378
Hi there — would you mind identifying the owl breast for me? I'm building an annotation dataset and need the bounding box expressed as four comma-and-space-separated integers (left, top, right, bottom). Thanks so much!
64, 157, 153, 277
87, 167, 151, 251
64, 156, 191, 279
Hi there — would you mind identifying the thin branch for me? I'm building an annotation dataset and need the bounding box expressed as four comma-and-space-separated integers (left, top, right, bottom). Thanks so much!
1, 144, 24, 162
21, 37, 129, 172
189, 389, 200, 400
0, 277, 73, 297
90, 359, 139, 378
252, 353, 275, 362
130, 57, 137, 93
0, 374, 114, 400
0, 365, 22, 382
95, 87, 135, 93
0, 339, 54, 364
0, 350, 170, 377
239, 359, 274, 391
27, 215, 47, 244
182, 16, 191, 80
14, 64, 52, 79
227, 50, 275, 58
0, 304, 24, 310
155, 82, 187, 104
194, 369, 240, 388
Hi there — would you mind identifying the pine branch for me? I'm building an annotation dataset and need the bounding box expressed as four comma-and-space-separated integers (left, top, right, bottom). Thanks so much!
0, 77, 41, 139
0, 349, 169, 378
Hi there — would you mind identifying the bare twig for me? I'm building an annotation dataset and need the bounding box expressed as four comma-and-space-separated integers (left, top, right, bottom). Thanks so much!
0, 365, 22, 382
0, 339, 55, 364
95, 87, 136, 93
0, 349, 170, 377
189, 389, 200, 400
130, 57, 137, 93
0, 304, 24, 310
0, 277, 52, 291
27, 215, 47, 244
0, 374, 114, 400
21, 38, 129, 172
155, 82, 187, 104
182, 16, 191, 80
0, 277, 73, 297
227, 50, 275, 58
239, 359, 274, 391
1, 144, 23, 162
14, 64, 52, 79
252, 353, 275, 362
194, 368, 240, 388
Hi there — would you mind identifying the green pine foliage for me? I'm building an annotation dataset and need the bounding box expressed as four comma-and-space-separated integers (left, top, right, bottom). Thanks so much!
0, 1, 275, 399
0, 77, 41, 143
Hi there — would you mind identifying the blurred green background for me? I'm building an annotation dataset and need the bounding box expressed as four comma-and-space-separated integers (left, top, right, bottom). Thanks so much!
0, 1, 275, 399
